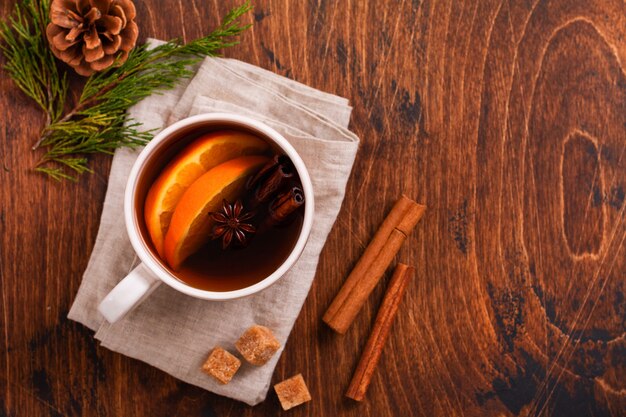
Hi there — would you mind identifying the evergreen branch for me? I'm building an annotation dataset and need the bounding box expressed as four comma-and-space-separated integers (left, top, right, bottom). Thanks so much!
35, 166, 83, 182
0, 0, 67, 128
0, 0, 252, 181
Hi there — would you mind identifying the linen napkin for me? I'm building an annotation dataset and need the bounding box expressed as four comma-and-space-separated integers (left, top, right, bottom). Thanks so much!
68, 42, 359, 406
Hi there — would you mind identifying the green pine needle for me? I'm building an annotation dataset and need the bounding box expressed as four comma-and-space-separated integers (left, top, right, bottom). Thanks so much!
0, 0, 67, 126
1, 0, 252, 181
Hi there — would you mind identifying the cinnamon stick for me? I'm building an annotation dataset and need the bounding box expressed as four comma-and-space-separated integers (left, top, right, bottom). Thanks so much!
345, 263, 414, 401
248, 154, 287, 189
248, 155, 294, 207
266, 187, 305, 225
323, 195, 425, 334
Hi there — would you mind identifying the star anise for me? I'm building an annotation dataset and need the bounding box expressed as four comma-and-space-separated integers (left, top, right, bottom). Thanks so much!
209, 199, 256, 249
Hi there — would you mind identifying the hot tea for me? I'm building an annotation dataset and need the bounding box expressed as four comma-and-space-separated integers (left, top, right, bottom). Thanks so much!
141, 128, 305, 292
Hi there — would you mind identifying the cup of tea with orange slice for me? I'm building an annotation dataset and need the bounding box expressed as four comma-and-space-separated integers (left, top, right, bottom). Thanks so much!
98, 113, 314, 323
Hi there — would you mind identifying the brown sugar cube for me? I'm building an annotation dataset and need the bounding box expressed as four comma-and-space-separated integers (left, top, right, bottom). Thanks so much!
201, 347, 241, 384
274, 374, 312, 410
235, 325, 281, 365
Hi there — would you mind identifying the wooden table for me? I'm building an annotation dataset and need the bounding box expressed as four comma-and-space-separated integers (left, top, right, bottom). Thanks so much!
1, 1, 624, 416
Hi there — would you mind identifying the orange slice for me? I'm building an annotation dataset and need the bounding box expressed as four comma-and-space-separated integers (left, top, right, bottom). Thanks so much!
163, 155, 270, 270
144, 131, 268, 256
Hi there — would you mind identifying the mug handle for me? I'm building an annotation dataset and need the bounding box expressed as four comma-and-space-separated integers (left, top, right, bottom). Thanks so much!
98, 263, 161, 323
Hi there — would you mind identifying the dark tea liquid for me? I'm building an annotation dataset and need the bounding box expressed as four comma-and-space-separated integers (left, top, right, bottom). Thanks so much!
175, 213, 303, 291
137, 123, 305, 292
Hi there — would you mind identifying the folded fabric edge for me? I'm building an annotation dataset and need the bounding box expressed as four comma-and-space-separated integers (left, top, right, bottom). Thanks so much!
67, 307, 98, 332
211, 55, 351, 108
206, 60, 358, 143
188, 95, 360, 146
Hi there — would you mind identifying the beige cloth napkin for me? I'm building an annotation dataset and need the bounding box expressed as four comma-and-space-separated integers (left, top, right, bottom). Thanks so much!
68, 43, 359, 406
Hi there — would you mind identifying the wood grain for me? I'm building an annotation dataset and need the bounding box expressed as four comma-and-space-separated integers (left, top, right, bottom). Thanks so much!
1, 0, 624, 416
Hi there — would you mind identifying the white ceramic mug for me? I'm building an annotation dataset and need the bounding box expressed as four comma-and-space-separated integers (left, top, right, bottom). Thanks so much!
97, 113, 314, 323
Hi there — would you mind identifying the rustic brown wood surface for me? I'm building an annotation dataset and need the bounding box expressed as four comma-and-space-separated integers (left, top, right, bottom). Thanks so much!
1, 0, 624, 416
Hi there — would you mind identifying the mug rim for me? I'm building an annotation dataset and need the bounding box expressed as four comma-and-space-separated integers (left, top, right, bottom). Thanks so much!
124, 112, 315, 300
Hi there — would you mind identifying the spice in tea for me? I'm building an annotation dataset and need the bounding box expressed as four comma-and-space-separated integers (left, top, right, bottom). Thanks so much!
210, 199, 257, 249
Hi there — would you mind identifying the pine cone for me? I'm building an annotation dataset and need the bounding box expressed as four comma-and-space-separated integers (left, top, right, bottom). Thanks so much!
46, 0, 139, 76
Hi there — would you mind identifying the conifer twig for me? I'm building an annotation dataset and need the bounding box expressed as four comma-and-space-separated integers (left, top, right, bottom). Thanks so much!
1, 0, 252, 181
